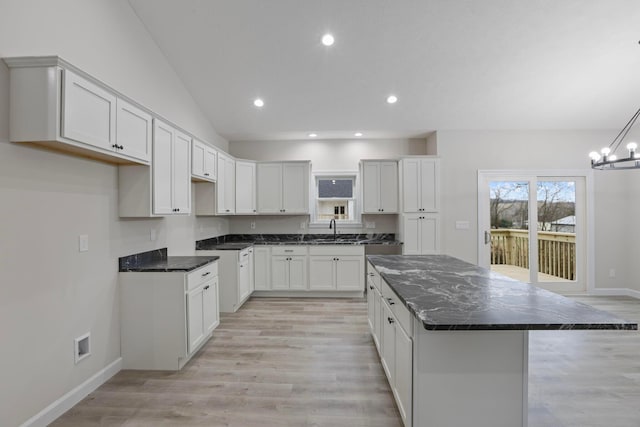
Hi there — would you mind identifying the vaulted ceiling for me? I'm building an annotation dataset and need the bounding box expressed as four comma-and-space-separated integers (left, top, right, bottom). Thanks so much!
128, 0, 640, 141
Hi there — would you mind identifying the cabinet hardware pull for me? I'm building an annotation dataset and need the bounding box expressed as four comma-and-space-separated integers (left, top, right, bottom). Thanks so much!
387, 298, 395, 305
388, 317, 395, 324
204, 285, 210, 290
118, 145, 124, 150
204, 173, 209, 176
368, 273, 374, 276
202, 272, 210, 277
112, 144, 118, 148
369, 285, 374, 290
284, 250, 293, 252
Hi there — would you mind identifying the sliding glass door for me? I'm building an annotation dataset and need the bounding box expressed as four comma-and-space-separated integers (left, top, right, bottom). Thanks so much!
478, 172, 587, 293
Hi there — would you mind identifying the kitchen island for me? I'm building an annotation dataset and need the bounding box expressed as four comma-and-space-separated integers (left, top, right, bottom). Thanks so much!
366, 255, 637, 427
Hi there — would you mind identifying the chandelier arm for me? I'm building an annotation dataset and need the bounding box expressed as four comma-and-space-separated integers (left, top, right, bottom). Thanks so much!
610, 107, 640, 153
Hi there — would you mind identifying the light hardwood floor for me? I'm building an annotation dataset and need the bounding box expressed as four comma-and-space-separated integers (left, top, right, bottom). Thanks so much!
51, 296, 639, 427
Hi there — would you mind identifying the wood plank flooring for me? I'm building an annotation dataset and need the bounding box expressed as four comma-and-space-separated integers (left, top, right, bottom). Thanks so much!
52, 298, 403, 427
51, 295, 640, 427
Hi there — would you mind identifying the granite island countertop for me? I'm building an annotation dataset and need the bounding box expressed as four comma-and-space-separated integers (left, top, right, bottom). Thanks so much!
367, 254, 638, 331
196, 233, 402, 250
119, 248, 219, 272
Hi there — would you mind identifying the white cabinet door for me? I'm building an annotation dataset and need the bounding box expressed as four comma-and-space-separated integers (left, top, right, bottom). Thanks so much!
257, 163, 283, 213
379, 161, 398, 213
116, 98, 152, 162
402, 158, 421, 213
236, 161, 256, 214
187, 286, 205, 354
192, 140, 206, 178
288, 256, 308, 290
380, 302, 396, 382
152, 120, 174, 215
204, 146, 217, 180
395, 322, 413, 427
254, 247, 271, 290
271, 256, 289, 289
367, 280, 376, 332
203, 278, 219, 334
362, 162, 381, 214
62, 69, 116, 151
373, 287, 382, 352
419, 214, 440, 254
419, 159, 439, 212
402, 214, 421, 255
238, 260, 251, 302
403, 213, 440, 255
217, 153, 236, 214
173, 131, 191, 214
282, 163, 309, 213
335, 256, 363, 290
309, 256, 335, 290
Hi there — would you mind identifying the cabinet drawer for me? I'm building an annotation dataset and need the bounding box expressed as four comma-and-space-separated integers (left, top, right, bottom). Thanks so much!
366, 262, 381, 290
381, 279, 412, 336
186, 261, 218, 291
308, 245, 364, 256
271, 246, 307, 256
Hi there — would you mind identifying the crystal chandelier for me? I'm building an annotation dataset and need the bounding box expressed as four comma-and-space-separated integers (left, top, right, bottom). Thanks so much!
589, 107, 640, 169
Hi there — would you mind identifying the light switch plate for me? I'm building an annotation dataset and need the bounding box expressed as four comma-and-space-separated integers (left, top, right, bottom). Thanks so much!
455, 221, 470, 230
250, 221, 256, 230
79, 234, 89, 252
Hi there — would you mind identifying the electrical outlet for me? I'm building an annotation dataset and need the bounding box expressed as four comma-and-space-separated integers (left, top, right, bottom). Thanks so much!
300, 221, 306, 229
150, 228, 157, 241
250, 221, 256, 230
78, 234, 89, 252
609, 268, 616, 278
455, 221, 470, 230
365, 221, 376, 229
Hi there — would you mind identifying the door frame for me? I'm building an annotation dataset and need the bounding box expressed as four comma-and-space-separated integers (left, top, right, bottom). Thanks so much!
477, 169, 595, 293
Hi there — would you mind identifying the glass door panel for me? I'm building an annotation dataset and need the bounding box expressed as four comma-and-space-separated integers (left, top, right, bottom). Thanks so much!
536, 180, 577, 284
489, 181, 531, 282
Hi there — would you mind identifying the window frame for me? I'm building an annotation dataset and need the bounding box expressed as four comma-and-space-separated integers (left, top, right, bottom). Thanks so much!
309, 170, 362, 228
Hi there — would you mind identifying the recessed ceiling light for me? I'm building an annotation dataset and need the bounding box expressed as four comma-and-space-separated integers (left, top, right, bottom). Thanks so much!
308, 133, 318, 138
354, 132, 363, 137
253, 98, 264, 107
386, 95, 398, 104
321, 33, 335, 46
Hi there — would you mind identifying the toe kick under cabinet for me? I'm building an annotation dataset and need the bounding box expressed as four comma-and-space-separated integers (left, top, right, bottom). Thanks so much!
120, 261, 219, 370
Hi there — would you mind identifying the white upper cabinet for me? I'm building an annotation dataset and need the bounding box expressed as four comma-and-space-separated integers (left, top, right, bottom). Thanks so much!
216, 152, 236, 214
5, 57, 150, 165
235, 160, 257, 214
257, 162, 309, 214
401, 157, 440, 213
62, 69, 116, 151
116, 98, 152, 163
362, 160, 398, 214
152, 119, 191, 215
192, 139, 217, 181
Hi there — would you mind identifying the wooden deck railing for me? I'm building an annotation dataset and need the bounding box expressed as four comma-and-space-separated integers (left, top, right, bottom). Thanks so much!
491, 229, 576, 280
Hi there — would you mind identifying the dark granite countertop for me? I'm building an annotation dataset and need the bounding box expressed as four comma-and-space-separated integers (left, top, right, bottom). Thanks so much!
119, 248, 219, 272
367, 254, 638, 331
196, 233, 402, 250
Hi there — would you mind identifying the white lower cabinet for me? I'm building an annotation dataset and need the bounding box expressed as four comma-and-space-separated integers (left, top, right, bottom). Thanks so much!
308, 246, 364, 291
367, 261, 413, 427
120, 261, 219, 370
197, 248, 254, 313
272, 246, 308, 290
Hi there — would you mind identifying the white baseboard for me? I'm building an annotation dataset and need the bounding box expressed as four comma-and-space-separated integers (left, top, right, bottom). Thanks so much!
20, 357, 122, 427
589, 287, 640, 299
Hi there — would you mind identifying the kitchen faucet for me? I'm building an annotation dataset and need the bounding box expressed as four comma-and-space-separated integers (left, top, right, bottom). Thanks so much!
329, 218, 337, 240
